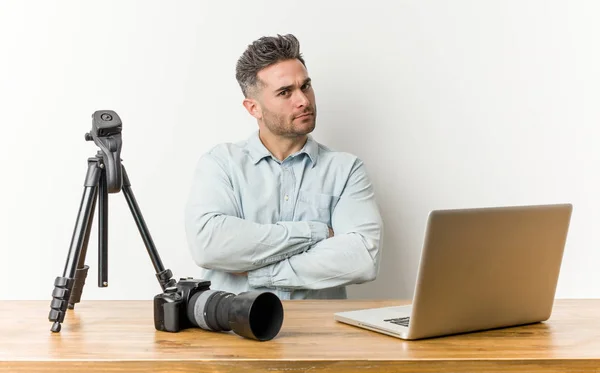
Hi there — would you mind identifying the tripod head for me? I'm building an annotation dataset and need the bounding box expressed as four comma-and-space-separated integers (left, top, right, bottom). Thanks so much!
85, 110, 123, 193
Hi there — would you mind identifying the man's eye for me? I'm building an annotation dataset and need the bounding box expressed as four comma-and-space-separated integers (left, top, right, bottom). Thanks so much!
302, 83, 311, 90
278, 90, 289, 96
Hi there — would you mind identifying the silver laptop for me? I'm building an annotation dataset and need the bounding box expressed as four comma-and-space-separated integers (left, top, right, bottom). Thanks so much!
334, 203, 573, 340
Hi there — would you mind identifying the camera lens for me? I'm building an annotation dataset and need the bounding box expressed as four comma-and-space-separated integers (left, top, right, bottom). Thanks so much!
187, 290, 284, 341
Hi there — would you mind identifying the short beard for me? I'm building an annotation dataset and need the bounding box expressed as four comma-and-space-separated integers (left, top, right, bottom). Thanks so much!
261, 106, 316, 138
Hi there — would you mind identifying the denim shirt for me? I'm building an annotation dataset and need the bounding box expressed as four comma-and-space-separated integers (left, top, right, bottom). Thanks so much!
184, 130, 384, 300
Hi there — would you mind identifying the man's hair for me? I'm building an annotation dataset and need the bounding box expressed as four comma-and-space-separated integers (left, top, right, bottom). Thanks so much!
235, 34, 306, 98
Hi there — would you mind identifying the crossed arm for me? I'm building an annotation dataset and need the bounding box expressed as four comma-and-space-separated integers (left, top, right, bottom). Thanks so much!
184, 152, 384, 290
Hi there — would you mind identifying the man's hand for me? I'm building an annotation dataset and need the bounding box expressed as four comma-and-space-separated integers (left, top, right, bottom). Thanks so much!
328, 226, 334, 238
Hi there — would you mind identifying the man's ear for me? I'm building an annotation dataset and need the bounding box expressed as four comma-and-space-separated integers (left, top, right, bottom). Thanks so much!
242, 97, 262, 120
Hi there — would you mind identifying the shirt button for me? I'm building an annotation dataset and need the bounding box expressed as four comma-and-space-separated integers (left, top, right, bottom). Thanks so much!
284, 195, 289, 201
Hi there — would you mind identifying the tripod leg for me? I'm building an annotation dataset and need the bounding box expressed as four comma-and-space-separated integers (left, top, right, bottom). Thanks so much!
98, 169, 109, 287
49, 159, 102, 332
120, 165, 176, 291
67, 184, 96, 309
70, 158, 111, 308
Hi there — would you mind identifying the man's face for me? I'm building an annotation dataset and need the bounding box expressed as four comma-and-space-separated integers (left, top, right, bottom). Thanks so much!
250, 59, 317, 138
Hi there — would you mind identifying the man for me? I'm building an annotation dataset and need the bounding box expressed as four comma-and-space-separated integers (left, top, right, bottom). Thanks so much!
184, 34, 383, 300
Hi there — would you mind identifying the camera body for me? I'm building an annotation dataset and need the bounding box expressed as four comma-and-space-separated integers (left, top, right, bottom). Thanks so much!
153, 277, 211, 332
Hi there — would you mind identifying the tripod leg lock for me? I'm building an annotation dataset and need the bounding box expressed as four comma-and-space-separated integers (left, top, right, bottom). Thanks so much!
69, 265, 90, 308
156, 269, 176, 291
49, 276, 74, 332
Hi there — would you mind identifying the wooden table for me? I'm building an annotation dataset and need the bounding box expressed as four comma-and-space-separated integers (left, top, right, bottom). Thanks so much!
1, 299, 599, 372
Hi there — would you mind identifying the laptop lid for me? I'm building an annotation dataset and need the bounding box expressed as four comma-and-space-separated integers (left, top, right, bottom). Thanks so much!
335, 203, 573, 340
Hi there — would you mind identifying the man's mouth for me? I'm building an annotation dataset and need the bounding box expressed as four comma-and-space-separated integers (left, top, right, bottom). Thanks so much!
295, 112, 313, 119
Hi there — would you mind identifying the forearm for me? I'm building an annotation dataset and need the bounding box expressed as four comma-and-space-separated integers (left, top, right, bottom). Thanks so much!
248, 225, 382, 290
185, 211, 329, 272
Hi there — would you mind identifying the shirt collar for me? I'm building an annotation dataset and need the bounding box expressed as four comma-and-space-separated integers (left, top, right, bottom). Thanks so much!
245, 130, 319, 167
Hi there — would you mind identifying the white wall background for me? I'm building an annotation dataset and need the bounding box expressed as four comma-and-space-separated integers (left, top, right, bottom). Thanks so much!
0, 0, 598, 301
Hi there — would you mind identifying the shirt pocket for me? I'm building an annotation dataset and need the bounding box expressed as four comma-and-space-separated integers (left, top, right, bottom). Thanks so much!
295, 190, 340, 224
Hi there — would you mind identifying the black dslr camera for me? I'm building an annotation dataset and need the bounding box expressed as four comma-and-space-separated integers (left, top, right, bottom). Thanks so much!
154, 277, 284, 341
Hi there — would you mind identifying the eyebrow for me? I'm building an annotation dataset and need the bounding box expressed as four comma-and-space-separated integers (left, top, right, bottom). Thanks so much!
274, 78, 312, 94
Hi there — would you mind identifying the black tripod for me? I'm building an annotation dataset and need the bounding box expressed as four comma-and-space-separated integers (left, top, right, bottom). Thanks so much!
48, 110, 176, 332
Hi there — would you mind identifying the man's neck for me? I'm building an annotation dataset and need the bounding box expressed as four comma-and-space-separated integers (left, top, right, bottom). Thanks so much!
258, 130, 308, 162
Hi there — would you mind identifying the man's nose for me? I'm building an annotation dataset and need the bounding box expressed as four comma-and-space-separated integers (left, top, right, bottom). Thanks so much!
293, 91, 309, 107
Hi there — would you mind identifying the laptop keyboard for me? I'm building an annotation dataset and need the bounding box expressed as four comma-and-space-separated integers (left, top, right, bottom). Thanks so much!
384, 316, 410, 327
